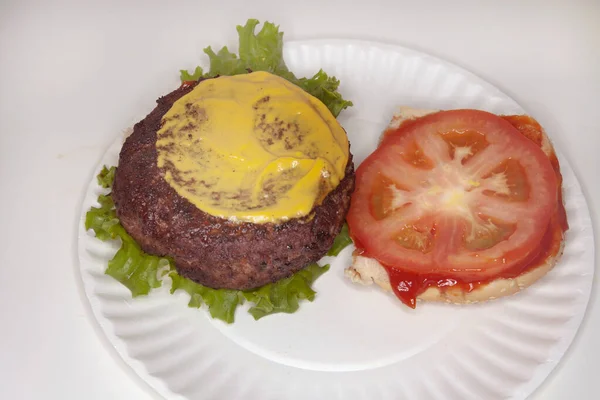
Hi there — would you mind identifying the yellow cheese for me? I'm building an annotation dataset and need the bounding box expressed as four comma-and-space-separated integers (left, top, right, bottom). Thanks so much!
156, 71, 349, 223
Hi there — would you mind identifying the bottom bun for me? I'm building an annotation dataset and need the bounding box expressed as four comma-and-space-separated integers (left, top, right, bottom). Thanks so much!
346, 241, 563, 304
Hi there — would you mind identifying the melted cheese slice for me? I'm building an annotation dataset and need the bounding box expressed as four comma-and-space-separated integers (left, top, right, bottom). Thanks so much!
156, 71, 349, 223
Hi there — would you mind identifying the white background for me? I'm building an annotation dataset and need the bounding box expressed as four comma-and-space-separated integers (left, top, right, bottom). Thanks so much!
0, 0, 598, 399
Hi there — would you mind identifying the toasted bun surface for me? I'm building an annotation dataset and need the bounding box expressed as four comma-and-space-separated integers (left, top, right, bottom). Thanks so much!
345, 107, 567, 305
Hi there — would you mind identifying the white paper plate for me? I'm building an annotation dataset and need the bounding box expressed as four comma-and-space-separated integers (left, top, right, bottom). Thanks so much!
78, 40, 595, 400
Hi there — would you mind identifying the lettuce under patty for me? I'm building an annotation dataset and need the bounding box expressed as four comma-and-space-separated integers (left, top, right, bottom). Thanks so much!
84, 19, 353, 323
86, 166, 338, 323
180, 19, 353, 117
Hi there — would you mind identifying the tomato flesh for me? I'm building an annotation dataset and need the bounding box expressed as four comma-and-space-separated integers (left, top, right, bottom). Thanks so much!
347, 110, 559, 282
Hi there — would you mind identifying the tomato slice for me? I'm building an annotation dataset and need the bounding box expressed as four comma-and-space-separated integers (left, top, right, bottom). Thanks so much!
347, 109, 558, 282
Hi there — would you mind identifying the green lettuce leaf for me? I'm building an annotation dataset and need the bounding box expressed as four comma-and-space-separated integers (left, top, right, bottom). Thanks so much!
97, 166, 116, 188
180, 18, 352, 117
297, 71, 352, 120
327, 223, 353, 256
180, 66, 204, 82
106, 233, 168, 297
84, 194, 119, 241
204, 46, 247, 77
170, 273, 242, 323
243, 263, 330, 320
85, 165, 334, 323
236, 19, 295, 80
85, 172, 168, 296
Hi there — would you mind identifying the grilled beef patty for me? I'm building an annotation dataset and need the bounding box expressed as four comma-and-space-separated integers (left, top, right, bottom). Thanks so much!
112, 80, 355, 290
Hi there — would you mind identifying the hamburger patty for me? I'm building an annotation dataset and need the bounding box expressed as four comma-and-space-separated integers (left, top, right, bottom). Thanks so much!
112, 80, 355, 290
